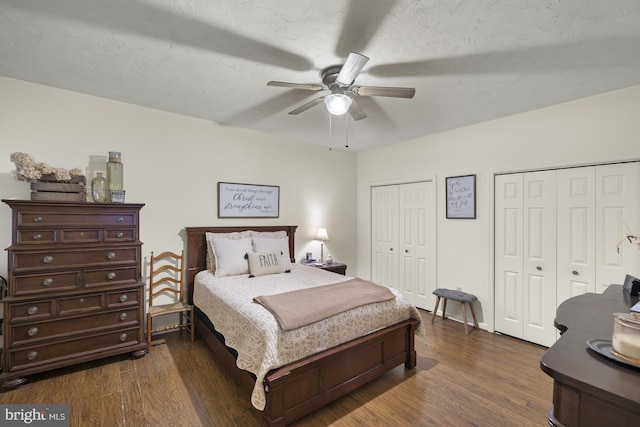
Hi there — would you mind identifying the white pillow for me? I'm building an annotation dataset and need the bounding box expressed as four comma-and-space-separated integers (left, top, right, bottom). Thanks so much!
210, 236, 252, 277
247, 251, 287, 277
252, 237, 292, 270
205, 231, 252, 272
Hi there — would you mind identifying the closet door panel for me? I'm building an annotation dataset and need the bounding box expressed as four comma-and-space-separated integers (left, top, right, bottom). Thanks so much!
398, 182, 434, 309
495, 174, 524, 338
596, 162, 640, 290
557, 167, 596, 306
371, 186, 398, 289
523, 171, 557, 346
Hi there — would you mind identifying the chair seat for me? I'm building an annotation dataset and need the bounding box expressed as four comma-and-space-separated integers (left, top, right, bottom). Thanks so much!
148, 301, 192, 317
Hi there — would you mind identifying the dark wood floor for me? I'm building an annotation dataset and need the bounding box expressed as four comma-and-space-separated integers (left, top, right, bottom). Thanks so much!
0, 310, 553, 426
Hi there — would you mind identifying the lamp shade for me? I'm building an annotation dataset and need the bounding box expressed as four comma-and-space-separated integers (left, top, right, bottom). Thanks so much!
316, 228, 329, 241
324, 94, 352, 115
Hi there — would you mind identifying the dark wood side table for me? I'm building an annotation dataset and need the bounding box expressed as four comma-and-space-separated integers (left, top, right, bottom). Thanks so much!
540, 285, 640, 426
306, 262, 347, 275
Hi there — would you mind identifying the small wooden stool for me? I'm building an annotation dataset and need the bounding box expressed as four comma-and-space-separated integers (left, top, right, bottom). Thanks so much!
431, 288, 479, 334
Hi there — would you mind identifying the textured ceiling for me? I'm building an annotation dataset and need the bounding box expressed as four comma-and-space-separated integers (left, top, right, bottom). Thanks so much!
1, 0, 640, 151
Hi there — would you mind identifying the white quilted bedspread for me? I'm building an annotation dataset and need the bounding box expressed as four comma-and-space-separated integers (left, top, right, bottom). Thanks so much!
193, 264, 424, 410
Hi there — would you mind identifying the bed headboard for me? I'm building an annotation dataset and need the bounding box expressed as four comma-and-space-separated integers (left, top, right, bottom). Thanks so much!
184, 225, 298, 304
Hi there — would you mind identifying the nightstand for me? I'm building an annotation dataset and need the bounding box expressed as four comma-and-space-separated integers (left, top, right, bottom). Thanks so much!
316, 262, 347, 275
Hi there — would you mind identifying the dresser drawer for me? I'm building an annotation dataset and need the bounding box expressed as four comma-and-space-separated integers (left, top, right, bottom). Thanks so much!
13, 271, 81, 296
85, 267, 138, 289
10, 300, 54, 322
60, 229, 102, 243
107, 288, 141, 307
13, 247, 138, 271
105, 228, 136, 242
17, 211, 137, 228
7, 326, 141, 372
16, 230, 57, 245
10, 307, 140, 346
58, 293, 104, 315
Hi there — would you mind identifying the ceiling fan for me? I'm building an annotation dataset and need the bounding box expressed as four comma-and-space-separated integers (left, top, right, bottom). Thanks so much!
267, 52, 415, 121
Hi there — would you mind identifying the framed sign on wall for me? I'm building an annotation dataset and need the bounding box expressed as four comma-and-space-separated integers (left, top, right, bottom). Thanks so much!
217, 182, 280, 218
446, 174, 476, 219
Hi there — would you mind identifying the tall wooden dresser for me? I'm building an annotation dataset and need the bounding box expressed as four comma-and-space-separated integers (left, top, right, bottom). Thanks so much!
0, 200, 147, 388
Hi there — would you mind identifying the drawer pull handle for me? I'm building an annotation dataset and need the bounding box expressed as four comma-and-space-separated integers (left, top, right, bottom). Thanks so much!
43, 278, 54, 286
119, 312, 128, 321
107, 252, 116, 260
108, 272, 117, 280
119, 294, 128, 302
33, 216, 43, 222
33, 233, 42, 240
27, 351, 39, 361
79, 298, 85, 303
28, 327, 39, 337
43, 255, 54, 264
28, 306, 39, 315
119, 333, 128, 342
116, 232, 124, 238
572, 270, 579, 276
116, 217, 124, 222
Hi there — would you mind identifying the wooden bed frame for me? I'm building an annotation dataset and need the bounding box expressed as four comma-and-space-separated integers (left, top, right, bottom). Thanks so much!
185, 225, 419, 426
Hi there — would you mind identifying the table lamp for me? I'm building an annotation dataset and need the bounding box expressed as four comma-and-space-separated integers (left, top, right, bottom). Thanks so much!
316, 228, 329, 263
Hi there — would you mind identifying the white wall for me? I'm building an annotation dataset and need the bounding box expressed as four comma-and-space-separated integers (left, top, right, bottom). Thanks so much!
356, 85, 640, 330
0, 77, 358, 287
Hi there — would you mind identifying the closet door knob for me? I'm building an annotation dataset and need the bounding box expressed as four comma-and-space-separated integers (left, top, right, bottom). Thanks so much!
572, 270, 579, 276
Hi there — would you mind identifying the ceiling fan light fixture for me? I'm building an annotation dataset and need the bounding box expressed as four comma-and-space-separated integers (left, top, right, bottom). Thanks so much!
324, 94, 352, 115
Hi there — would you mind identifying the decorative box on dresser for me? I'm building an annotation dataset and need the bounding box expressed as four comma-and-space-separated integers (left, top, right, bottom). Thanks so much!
0, 200, 147, 388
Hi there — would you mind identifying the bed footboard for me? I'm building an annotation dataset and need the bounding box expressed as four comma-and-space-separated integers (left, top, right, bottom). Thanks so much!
195, 308, 418, 426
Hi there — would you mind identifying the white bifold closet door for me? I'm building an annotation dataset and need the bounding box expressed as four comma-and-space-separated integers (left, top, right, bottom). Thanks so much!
495, 162, 640, 347
495, 171, 557, 347
372, 181, 435, 310
557, 162, 640, 305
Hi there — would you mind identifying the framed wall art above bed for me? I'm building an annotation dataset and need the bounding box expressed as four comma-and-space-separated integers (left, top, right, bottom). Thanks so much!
217, 182, 280, 218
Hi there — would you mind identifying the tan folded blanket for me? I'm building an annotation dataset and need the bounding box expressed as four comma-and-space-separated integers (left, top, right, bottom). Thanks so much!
253, 278, 395, 331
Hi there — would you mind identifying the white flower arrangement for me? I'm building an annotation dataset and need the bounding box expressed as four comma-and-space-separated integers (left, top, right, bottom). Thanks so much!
10, 152, 83, 182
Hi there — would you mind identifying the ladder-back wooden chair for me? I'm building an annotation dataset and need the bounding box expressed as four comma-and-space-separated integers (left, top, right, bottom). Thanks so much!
147, 250, 194, 348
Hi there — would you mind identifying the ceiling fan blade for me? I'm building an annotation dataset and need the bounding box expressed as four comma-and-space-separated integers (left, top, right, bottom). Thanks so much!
336, 52, 369, 86
267, 81, 325, 91
288, 97, 326, 115
353, 85, 415, 98
348, 98, 367, 121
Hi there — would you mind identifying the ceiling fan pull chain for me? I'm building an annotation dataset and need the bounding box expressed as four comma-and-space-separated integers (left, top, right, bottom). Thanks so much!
329, 113, 333, 151
345, 114, 349, 148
